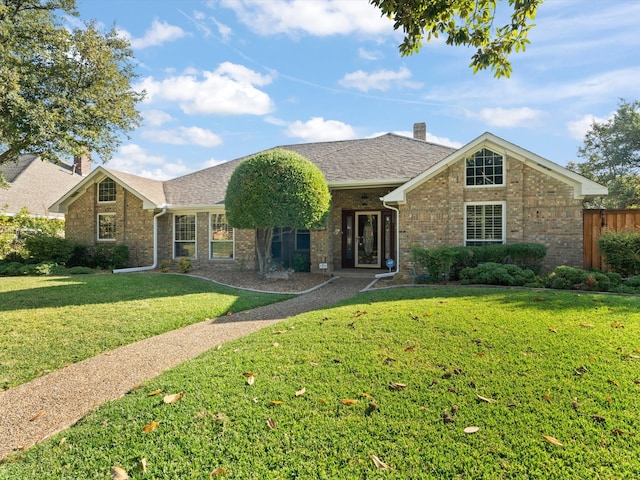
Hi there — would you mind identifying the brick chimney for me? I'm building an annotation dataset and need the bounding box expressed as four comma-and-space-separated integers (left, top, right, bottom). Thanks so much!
413, 122, 426, 141
73, 151, 91, 176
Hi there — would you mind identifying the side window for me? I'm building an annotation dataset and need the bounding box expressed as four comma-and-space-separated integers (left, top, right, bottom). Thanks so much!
174, 214, 196, 258
210, 213, 234, 259
465, 148, 504, 187
98, 178, 116, 202
465, 202, 505, 246
97, 213, 116, 241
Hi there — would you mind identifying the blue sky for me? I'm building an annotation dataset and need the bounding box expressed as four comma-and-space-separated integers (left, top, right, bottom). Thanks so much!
75, 0, 640, 180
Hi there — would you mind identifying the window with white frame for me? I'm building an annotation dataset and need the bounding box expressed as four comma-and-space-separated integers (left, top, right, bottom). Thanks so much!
465, 202, 505, 246
174, 214, 196, 258
465, 148, 504, 186
98, 178, 116, 202
210, 213, 234, 259
97, 213, 116, 241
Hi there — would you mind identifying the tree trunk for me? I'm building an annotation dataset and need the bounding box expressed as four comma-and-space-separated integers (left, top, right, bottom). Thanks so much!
255, 227, 274, 275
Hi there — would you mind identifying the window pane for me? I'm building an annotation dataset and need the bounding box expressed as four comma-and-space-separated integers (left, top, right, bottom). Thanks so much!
465, 149, 504, 186
296, 229, 310, 251
98, 178, 116, 202
465, 204, 503, 245
210, 213, 234, 259
98, 214, 115, 240
174, 215, 196, 258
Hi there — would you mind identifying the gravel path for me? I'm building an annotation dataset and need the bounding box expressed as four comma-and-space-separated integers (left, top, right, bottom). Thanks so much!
0, 276, 372, 460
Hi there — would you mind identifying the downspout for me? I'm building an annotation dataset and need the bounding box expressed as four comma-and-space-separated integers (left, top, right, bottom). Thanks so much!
375, 200, 400, 279
114, 205, 167, 274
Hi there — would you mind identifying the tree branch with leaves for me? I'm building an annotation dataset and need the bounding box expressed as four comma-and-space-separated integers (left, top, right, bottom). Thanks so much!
369, 0, 541, 78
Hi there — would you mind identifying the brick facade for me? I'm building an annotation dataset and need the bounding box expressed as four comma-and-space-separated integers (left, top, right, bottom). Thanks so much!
397, 155, 584, 280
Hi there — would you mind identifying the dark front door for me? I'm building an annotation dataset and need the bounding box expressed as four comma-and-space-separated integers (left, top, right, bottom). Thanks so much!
342, 210, 395, 268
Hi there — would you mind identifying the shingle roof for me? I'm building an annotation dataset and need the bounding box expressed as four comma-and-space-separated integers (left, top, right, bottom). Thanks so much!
107, 169, 167, 206
164, 133, 455, 206
0, 155, 84, 217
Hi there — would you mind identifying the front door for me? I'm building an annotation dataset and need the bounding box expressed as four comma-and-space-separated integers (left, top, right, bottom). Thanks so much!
342, 210, 394, 268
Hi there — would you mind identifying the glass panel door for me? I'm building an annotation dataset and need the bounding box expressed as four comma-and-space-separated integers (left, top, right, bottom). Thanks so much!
356, 212, 380, 267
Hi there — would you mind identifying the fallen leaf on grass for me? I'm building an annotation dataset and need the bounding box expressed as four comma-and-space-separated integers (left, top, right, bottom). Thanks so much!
270, 400, 284, 405
371, 455, 389, 470
359, 392, 373, 398
210, 467, 229, 476
318, 398, 327, 405
273, 330, 287, 335
295, 387, 306, 397
612, 429, 624, 436
341, 399, 358, 405
111, 466, 129, 479
266, 418, 276, 429
246, 375, 255, 386
142, 421, 159, 433
464, 426, 480, 434
29, 411, 44, 422
572, 398, 580, 410
389, 382, 407, 390
147, 388, 164, 396
542, 394, 552, 403
140, 458, 147, 473
548, 326, 557, 333
476, 394, 496, 403
242, 372, 256, 377
404, 346, 415, 352
591, 414, 606, 423
608, 379, 620, 387
542, 435, 563, 446
611, 322, 624, 328
580, 323, 595, 328
163, 392, 184, 404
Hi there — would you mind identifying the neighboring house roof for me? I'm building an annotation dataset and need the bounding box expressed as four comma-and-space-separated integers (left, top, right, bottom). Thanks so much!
383, 132, 608, 203
0, 154, 84, 218
49, 131, 607, 214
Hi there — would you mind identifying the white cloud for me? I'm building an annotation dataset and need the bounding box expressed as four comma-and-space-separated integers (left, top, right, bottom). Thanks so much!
136, 63, 274, 115
143, 109, 174, 127
201, 157, 230, 169
358, 47, 382, 61
141, 126, 223, 147
122, 19, 187, 49
567, 113, 609, 141
465, 107, 543, 127
219, 0, 391, 37
107, 144, 193, 180
339, 67, 422, 92
285, 117, 357, 142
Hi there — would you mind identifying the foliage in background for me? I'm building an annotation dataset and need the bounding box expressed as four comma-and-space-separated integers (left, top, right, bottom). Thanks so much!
225, 149, 330, 275
568, 99, 640, 208
0, 207, 64, 259
0, 0, 143, 165
369, 0, 541, 78
2, 287, 638, 478
411, 243, 547, 280
597, 229, 640, 276
91, 244, 129, 270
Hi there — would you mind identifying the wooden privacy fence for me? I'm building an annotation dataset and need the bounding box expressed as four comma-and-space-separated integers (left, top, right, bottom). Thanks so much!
583, 209, 640, 271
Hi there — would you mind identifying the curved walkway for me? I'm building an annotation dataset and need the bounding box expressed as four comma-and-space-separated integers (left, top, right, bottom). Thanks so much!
0, 276, 372, 459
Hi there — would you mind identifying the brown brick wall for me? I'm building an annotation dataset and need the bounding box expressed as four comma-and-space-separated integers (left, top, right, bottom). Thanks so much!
65, 184, 156, 267
398, 156, 584, 279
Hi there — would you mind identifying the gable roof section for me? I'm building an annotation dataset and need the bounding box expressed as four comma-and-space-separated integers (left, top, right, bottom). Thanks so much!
0, 155, 84, 217
163, 134, 456, 206
383, 132, 608, 204
49, 166, 166, 213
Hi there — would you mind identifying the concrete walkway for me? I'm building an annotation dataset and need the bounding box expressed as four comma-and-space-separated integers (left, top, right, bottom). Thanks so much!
0, 277, 372, 459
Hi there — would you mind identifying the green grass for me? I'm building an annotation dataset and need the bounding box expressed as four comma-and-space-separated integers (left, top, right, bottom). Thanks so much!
2, 287, 639, 479
0, 274, 290, 389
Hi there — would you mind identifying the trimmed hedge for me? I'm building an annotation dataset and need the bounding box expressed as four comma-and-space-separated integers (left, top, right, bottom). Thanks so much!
460, 262, 536, 286
410, 243, 547, 281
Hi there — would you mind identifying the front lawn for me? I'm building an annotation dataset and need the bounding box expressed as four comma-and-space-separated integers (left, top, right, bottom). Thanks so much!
0, 274, 290, 389
2, 287, 638, 479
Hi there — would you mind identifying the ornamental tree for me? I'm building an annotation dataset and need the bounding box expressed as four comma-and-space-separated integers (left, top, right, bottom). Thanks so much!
0, 0, 143, 166
369, 0, 541, 78
225, 149, 331, 275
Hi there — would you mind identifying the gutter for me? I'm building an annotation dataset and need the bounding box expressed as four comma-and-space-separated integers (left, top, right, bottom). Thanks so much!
375, 200, 400, 279
113, 206, 167, 274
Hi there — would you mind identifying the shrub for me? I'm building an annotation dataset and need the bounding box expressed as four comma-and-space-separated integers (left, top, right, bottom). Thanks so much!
460, 262, 536, 286
597, 230, 640, 276
159, 259, 170, 273
177, 257, 192, 273
23, 233, 75, 264
67, 244, 91, 268
67, 266, 95, 275
0, 261, 27, 276
623, 275, 640, 288
92, 245, 130, 270
544, 266, 622, 291
292, 253, 311, 272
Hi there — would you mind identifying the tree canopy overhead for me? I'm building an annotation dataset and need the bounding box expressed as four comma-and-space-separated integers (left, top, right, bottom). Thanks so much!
369, 0, 542, 78
568, 99, 640, 209
0, 0, 143, 165
225, 149, 331, 274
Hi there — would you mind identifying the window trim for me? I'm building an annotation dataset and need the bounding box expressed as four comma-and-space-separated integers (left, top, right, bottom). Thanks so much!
464, 201, 506, 246
464, 148, 505, 188
97, 177, 117, 203
209, 213, 235, 260
97, 213, 116, 242
173, 214, 197, 259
